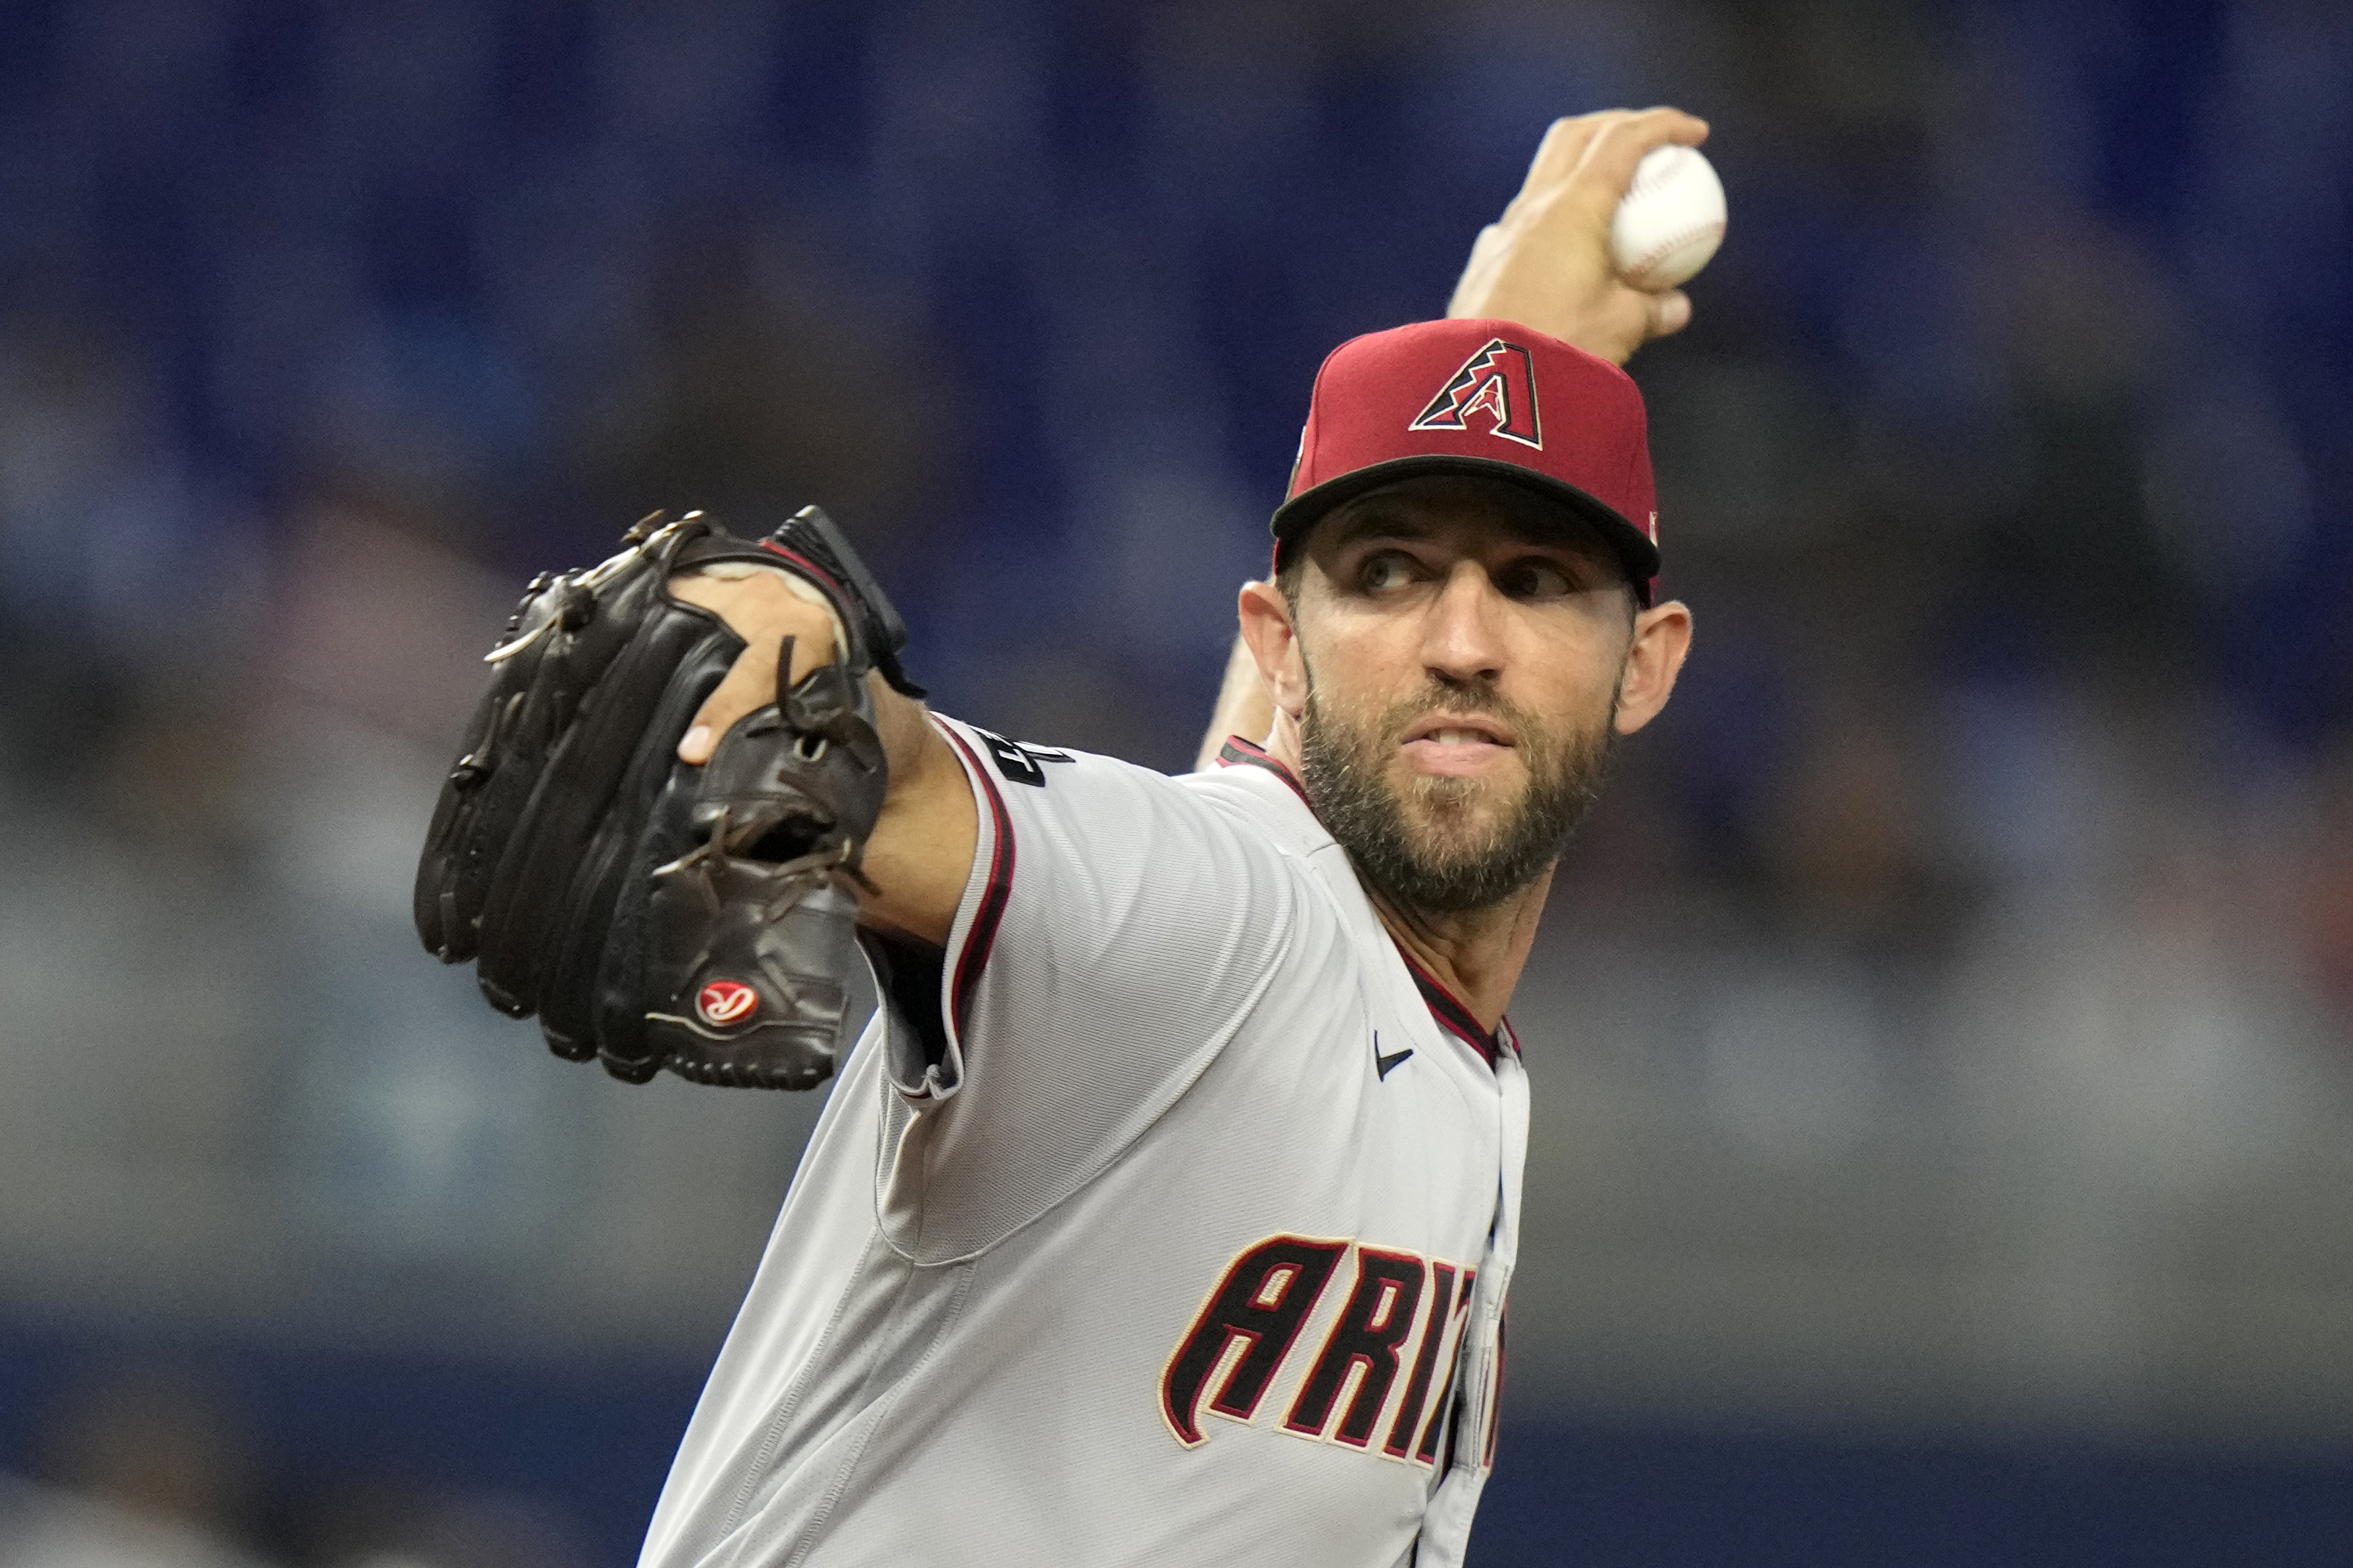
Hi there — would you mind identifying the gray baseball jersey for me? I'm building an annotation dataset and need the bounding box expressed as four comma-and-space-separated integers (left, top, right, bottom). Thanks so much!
636, 718, 1529, 1568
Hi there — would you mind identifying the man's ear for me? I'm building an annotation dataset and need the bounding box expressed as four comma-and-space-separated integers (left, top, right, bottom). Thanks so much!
1613, 598, 1691, 736
1238, 581, 1309, 719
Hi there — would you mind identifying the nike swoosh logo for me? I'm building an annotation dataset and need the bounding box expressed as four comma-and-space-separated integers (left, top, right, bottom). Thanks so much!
1373, 1031, 1414, 1081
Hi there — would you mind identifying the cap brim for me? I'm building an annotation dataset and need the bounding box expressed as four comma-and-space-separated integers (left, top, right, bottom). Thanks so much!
1269, 454, 1660, 602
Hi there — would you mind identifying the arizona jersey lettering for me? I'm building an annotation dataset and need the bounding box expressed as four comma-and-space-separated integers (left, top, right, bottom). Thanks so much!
636, 717, 1528, 1568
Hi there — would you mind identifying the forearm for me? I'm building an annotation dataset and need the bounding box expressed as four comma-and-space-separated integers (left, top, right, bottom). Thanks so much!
1193, 630, 1276, 772
860, 681, 979, 947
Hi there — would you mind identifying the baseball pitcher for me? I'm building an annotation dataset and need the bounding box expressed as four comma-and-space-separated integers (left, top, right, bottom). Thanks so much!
416, 108, 1705, 1567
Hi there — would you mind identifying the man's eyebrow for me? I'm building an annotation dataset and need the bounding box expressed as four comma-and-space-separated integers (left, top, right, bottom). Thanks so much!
1326, 505, 1437, 546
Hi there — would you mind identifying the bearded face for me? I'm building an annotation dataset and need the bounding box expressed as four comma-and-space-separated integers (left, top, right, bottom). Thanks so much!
1265, 475, 1651, 916
1298, 664, 1616, 914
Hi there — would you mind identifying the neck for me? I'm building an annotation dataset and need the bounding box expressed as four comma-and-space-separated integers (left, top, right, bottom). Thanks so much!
1365, 871, 1550, 1033
1261, 715, 1547, 1034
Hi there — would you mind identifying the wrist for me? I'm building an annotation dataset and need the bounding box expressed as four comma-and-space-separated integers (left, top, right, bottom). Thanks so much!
683, 561, 849, 661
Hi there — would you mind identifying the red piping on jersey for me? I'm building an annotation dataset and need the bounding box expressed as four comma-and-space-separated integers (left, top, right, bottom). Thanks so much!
940, 725, 1015, 1039
1214, 736, 1313, 810
1395, 946, 1507, 1069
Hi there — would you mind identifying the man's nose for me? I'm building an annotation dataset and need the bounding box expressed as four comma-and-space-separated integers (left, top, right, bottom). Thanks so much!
1419, 562, 1505, 684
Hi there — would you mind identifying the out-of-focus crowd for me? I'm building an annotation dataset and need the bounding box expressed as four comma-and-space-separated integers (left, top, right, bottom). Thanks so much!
1, 0, 2348, 1559
1, 1369, 585, 1568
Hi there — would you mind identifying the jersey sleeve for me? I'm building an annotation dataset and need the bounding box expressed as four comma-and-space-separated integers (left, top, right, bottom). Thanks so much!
869, 717, 1301, 1264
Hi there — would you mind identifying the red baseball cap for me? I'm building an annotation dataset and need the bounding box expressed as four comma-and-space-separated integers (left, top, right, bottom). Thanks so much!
1269, 318, 1661, 604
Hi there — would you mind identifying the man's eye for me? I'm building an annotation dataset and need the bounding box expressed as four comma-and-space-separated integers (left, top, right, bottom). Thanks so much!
1502, 561, 1576, 598
1361, 554, 1415, 592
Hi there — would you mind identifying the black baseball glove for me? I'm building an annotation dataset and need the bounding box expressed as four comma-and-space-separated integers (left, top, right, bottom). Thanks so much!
414, 506, 917, 1089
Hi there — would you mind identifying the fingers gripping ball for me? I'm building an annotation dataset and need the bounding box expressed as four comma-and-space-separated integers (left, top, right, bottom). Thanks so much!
414, 505, 911, 1091
1609, 145, 1726, 290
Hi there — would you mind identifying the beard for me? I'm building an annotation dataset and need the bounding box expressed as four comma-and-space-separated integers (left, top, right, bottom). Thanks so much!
1298, 674, 1615, 915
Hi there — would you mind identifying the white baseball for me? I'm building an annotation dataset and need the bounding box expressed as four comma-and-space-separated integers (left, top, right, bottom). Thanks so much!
1609, 145, 1726, 290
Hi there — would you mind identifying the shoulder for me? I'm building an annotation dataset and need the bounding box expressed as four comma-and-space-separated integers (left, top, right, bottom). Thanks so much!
1176, 738, 1333, 860
934, 717, 1315, 854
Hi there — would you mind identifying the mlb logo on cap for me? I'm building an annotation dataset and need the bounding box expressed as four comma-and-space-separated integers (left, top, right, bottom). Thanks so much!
1270, 318, 1662, 604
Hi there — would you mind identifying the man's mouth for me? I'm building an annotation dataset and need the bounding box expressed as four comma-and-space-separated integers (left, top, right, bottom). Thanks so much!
1402, 714, 1514, 746
1399, 715, 1516, 776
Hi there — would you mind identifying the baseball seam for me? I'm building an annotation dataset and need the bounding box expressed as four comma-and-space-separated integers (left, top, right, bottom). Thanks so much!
1623, 219, 1724, 285
1627, 156, 1681, 200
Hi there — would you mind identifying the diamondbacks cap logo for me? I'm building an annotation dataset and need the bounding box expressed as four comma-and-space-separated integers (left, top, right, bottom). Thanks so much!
696, 980, 759, 1028
1408, 337, 1542, 450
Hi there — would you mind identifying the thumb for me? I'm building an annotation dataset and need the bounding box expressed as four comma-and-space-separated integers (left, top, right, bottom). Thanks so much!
1645, 289, 1692, 340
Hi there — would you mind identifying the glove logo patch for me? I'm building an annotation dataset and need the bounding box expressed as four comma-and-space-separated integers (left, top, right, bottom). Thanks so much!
696, 980, 760, 1028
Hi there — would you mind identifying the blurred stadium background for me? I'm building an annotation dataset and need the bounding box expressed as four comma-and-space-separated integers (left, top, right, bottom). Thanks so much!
1, 1, 2349, 1563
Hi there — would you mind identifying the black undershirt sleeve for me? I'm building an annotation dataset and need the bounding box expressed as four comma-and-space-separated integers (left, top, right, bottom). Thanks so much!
860, 930, 949, 1070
